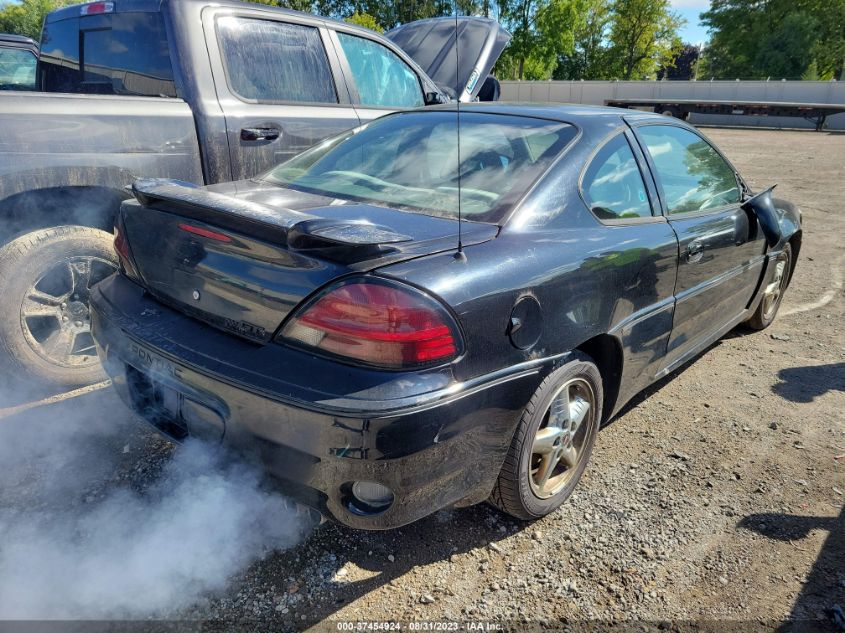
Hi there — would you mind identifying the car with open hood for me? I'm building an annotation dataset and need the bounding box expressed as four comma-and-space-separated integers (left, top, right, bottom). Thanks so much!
89, 104, 801, 529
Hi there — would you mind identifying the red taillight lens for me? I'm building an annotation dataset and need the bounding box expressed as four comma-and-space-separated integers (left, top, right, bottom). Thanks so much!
80, 2, 114, 15
113, 219, 142, 283
114, 225, 130, 262
178, 222, 232, 243
278, 279, 461, 369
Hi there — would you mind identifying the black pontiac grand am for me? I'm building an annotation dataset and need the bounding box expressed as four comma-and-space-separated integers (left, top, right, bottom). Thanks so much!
90, 104, 801, 529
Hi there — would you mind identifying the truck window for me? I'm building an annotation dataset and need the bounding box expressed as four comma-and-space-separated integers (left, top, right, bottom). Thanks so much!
39, 12, 176, 97
217, 17, 337, 104
0, 48, 36, 90
336, 33, 423, 108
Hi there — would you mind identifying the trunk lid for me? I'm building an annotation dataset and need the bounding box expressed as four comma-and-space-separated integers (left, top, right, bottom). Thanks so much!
385, 17, 510, 102
119, 179, 497, 343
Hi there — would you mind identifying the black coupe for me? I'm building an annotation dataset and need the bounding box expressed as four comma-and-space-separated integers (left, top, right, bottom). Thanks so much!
90, 104, 801, 529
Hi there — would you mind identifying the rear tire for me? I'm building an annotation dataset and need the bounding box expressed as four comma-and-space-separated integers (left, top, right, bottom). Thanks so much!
489, 352, 603, 520
0, 226, 117, 388
746, 243, 792, 330
658, 106, 686, 119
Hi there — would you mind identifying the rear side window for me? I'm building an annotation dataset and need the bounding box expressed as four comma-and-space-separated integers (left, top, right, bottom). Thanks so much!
217, 17, 337, 104
0, 48, 36, 90
336, 32, 423, 108
39, 12, 176, 97
582, 134, 652, 220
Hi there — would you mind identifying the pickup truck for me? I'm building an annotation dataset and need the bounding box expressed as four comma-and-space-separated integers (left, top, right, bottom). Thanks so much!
0, 0, 509, 387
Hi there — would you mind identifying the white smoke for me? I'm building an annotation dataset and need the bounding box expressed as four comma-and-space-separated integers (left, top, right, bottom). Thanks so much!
0, 384, 311, 619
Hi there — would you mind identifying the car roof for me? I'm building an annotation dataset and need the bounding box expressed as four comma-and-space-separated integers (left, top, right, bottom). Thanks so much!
421, 101, 671, 130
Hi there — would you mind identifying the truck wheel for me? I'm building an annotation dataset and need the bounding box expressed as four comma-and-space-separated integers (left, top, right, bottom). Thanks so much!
0, 226, 117, 388
489, 352, 603, 520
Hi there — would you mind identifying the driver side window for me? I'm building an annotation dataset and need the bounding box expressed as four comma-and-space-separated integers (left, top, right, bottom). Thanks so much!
336, 32, 424, 108
637, 125, 740, 215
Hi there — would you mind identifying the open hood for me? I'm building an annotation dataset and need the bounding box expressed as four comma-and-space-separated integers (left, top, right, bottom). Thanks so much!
386, 17, 510, 102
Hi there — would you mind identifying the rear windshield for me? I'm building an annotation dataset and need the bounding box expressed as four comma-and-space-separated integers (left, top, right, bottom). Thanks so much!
263, 111, 575, 223
39, 11, 176, 97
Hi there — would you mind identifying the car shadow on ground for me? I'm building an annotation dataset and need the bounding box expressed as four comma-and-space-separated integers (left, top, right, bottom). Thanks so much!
738, 504, 845, 631
771, 362, 845, 404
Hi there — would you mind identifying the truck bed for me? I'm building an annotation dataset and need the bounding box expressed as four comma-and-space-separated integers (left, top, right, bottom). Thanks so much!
0, 91, 203, 204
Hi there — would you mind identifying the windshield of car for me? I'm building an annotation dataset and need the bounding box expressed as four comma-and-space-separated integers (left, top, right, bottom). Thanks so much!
262, 111, 576, 223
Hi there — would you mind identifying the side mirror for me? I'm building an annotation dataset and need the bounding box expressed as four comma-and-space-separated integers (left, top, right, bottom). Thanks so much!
424, 91, 449, 106
741, 185, 781, 248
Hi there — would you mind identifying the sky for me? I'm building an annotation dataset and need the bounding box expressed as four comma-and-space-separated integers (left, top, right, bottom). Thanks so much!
670, 0, 712, 46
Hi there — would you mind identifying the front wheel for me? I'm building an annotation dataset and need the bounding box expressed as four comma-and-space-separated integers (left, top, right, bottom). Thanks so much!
489, 352, 603, 520
746, 243, 792, 330
0, 226, 117, 388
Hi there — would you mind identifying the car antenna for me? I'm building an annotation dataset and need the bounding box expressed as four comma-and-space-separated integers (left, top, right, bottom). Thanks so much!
453, 1, 467, 262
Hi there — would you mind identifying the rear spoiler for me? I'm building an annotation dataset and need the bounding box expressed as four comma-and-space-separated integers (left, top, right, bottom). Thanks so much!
130, 179, 411, 260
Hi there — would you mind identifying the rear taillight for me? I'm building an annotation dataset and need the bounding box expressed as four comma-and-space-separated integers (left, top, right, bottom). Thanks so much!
277, 278, 461, 369
113, 218, 142, 284
113, 225, 130, 261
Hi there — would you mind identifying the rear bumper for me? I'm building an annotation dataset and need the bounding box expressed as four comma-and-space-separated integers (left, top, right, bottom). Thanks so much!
90, 274, 548, 529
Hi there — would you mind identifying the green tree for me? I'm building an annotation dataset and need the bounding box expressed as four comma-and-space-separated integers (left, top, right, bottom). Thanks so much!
354, 0, 453, 30
701, 0, 845, 80
813, 0, 845, 79
554, 0, 613, 79
240, 0, 457, 29
496, 0, 584, 79
755, 11, 819, 79
344, 11, 384, 32
245, 0, 319, 12
0, 0, 76, 40
608, 0, 684, 79
658, 43, 700, 80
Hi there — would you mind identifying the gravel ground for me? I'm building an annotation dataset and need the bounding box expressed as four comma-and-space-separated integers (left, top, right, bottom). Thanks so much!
0, 127, 843, 631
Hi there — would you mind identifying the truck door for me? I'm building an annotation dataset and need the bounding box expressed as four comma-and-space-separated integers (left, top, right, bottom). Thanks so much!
631, 122, 768, 370
203, 10, 360, 181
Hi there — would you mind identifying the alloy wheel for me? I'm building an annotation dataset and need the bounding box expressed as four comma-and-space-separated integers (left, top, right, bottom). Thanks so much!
761, 251, 790, 321
529, 377, 597, 499
19, 256, 115, 369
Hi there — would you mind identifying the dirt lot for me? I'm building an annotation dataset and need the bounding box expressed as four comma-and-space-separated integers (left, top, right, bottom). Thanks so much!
0, 127, 843, 630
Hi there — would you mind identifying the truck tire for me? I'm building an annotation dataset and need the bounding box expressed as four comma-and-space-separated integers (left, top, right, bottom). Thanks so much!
0, 226, 117, 388
659, 105, 683, 119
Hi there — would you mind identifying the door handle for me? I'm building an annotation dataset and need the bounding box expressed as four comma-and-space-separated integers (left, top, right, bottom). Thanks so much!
240, 126, 281, 142
686, 240, 704, 263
